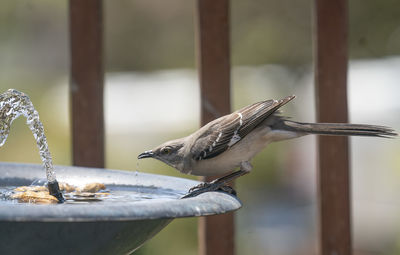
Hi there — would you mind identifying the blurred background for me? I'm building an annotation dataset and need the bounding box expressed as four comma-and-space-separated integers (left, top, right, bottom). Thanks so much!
1, 0, 400, 254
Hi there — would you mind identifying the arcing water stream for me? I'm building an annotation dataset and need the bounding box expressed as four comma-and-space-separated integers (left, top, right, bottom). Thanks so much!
0, 89, 64, 202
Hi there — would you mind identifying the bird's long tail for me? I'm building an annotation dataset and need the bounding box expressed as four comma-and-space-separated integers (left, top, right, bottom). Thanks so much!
275, 120, 397, 138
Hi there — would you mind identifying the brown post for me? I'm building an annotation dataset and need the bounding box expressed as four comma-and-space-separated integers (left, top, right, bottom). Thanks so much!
314, 0, 352, 254
196, 0, 234, 254
69, 0, 104, 168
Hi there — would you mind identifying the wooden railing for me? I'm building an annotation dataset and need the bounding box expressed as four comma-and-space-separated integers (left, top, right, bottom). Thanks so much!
196, 1, 234, 255
69, 0, 351, 254
70, 0, 104, 169
314, 0, 351, 254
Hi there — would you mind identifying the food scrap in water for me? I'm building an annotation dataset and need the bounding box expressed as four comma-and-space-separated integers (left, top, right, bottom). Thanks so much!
11, 182, 108, 204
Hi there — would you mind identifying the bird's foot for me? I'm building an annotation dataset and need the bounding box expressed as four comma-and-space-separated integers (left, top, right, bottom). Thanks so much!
187, 178, 226, 193
183, 182, 236, 198
182, 169, 250, 198
218, 185, 236, 196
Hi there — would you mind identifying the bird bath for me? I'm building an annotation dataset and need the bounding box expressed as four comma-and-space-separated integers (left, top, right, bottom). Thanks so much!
0, 162, 241, 254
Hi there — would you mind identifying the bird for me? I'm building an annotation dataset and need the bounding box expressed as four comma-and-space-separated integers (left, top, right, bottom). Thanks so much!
138, 95, 397, 198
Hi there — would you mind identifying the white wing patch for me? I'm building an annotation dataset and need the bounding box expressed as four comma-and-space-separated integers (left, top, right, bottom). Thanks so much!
227, 112, 243, 147
213, 132, 222, 147
238, 112, 243, 126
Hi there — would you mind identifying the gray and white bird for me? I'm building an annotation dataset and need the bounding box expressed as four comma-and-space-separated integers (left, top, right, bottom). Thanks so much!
138, 95, 396, 197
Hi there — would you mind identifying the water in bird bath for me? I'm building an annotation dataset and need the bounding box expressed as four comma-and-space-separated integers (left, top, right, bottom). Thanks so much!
0, 184, 184, 205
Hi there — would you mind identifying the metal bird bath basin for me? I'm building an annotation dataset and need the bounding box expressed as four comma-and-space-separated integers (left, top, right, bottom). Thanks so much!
0, 162, 241, 254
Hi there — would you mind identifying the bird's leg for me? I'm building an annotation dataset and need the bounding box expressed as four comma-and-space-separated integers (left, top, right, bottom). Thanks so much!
183, 162, 252, 198
210, 161, 252, 185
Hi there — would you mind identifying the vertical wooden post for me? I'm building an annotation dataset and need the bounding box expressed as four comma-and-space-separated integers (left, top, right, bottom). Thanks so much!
314, 0, 352, 254
196, 0, 233, 255
69, 0, 104, 168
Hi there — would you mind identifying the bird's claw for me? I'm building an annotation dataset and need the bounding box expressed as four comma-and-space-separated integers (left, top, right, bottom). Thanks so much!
218, 185, 236, 196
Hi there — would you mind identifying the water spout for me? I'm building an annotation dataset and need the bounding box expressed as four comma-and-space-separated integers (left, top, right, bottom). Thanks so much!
0, 89, 64, 202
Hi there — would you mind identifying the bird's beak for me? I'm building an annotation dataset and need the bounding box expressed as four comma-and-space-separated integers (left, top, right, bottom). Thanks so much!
138, 150, 154, 159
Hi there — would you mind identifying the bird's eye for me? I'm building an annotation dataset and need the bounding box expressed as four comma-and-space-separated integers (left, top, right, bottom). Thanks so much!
161, 147, 172, 155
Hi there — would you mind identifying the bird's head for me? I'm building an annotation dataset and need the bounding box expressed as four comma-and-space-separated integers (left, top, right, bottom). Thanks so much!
137, 138, 186, 170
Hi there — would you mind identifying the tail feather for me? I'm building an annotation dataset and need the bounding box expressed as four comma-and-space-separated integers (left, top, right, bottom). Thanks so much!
277, 120, 397, 138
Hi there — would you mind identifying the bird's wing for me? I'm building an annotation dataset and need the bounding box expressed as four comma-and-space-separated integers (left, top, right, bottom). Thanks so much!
191, 95, 295, 160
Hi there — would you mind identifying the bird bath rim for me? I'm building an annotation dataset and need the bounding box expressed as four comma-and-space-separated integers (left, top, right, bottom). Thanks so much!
0, 162, 242, 222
